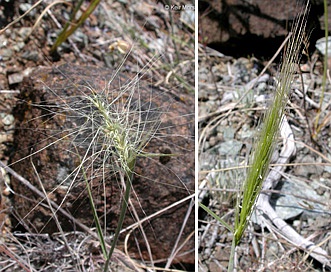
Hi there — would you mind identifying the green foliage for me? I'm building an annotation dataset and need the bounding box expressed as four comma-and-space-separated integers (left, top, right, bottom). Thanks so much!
199, 202, 233, 232
74, 72, 179, 270
51, 0, 101, 52
198, 2, 310, 271
234, 0, 309, 247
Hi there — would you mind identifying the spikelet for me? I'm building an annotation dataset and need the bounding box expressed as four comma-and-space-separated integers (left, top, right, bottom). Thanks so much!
234, 1, 310, 245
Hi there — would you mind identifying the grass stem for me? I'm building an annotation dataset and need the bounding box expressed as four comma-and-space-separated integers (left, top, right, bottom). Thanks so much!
103, 169, 135, 272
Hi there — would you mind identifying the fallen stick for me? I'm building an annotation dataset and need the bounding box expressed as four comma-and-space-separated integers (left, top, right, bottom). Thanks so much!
256, 116, 331, 268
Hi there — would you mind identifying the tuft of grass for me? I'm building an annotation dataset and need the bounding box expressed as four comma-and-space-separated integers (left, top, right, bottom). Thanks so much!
48, 61, 175, 269
1, 1, 194, 270
8, 54, 193, 270
74, 58, 176, 270
199, 1, 310, 271
231, 2, 310, 270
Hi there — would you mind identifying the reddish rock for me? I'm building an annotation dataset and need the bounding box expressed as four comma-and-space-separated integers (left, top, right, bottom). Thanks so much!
199, 0, 326, 57
10, 64, 194, 264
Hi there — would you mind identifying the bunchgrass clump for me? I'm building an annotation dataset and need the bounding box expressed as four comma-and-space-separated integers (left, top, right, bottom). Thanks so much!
65, 60, 170, 269
0, 1, 195, 271
7, 53, 194, 270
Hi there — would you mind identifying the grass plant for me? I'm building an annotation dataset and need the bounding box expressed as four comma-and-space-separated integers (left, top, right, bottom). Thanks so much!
72, 56, 177, 270
199, 1, 310, 271
0, 1, 195, 270
4, 44, 194, 271
14, 56, 192, 270
232, 2, 309, 270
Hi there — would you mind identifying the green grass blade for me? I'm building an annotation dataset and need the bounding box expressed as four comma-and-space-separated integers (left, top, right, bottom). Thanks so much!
199, 202, 233, 232
103, 166, 135, 272
51, 0, 101, 52
74, 145, 107, 258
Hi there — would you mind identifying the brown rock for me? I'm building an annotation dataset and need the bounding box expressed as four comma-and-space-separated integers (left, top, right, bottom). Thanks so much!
10, 63, 194, 264
199, 0, 324, 57
199, 0, 302, 42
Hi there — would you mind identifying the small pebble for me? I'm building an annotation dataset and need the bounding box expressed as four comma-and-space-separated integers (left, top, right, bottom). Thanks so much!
21, 51, 39, 61
0, 49, 13, 60
0, 134, 8, 143
8, 73, 23, 85
17, 27, 32, 41
3, 187, 11, 196
19, 3, 34, 15
2, 114, 14, 126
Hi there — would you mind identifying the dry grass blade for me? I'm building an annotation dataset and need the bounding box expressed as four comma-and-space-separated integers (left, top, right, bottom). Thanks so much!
27, 0, 70, 40
0, 0, 43, 35
0, 160, 97, 238
0, 243, 31, 272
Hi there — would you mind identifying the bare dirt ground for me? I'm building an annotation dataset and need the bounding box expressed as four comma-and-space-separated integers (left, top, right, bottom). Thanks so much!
0, 1, 195, 271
